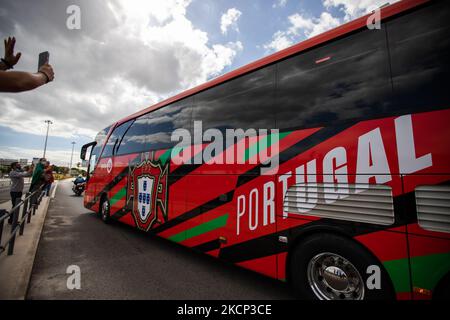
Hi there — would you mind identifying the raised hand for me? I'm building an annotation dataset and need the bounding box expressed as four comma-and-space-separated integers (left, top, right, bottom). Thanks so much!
3, 36, 22, 68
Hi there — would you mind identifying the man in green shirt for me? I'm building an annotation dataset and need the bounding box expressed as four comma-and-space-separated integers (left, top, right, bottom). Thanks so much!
29, 158, 46, 193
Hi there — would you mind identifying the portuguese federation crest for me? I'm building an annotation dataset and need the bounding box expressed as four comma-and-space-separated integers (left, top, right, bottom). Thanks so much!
127, 156, 169, 231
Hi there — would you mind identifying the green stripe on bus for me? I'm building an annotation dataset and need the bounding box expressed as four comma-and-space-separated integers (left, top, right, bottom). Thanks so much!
409, 252, 450, 290
110, 187, 126, 206
243, 131, 291, 163
383, 251, 450, 293
169, 214, 229, 243
383, 258, 411, 293
159, 146, 185, 165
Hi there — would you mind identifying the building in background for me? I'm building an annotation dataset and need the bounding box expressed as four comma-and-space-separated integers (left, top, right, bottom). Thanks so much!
0, 158, 17, 166
0, 158, 30, 178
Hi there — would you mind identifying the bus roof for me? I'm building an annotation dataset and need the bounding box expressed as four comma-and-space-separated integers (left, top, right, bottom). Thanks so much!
115, 0, 429, 127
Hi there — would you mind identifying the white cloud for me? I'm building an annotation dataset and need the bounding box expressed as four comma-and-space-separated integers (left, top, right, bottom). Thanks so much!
323, 0, 400, 21
0, 146, 80, 167
220, 8, 242, 35
264, 12, 340, 52
207, 41, 244, 71
263, 31, 293, 52
293, 12, 341, 37
0, 0, 243, 146
264, 0, 397, 53
273, 0, 288, 8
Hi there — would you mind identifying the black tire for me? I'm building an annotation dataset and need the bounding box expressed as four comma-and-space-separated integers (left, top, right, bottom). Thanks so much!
99, 196, 111, 224
289, 233, 395, 300
434, 273, 450, 300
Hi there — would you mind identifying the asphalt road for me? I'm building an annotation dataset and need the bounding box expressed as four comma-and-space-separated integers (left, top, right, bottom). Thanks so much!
27, 179, 295, 300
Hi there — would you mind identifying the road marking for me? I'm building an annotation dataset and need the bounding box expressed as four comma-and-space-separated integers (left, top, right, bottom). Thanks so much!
51, 181, 59, 199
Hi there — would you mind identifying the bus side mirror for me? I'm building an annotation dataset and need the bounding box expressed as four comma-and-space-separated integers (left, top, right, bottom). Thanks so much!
80, 141, 96, 160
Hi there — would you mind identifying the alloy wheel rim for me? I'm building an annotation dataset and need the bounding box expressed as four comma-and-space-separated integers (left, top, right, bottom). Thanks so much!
306, 252, 365, 300
102, 201, 109, 220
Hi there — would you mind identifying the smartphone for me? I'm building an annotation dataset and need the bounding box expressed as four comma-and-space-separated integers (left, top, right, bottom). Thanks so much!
38, 51, 50, 70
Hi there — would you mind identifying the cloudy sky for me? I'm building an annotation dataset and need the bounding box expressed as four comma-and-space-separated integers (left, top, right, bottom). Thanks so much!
0, 0, 395, 166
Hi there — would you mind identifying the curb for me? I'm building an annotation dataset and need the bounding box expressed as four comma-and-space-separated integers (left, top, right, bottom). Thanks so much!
22, 196, 51, 300
0, 181, 57, 300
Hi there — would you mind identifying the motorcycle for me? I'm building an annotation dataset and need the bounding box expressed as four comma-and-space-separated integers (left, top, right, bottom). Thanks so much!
72, 181, 86, 196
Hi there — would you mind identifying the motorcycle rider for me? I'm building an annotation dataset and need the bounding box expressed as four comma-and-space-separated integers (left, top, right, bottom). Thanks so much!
72, 174, 86, 196
74, 175, 85, 185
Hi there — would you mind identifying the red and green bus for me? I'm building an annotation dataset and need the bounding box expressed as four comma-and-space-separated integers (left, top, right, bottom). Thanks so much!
81, 0, 450, 300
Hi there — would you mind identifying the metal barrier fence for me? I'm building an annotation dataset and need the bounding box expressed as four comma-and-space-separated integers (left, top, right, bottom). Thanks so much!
0, 186, 46, 256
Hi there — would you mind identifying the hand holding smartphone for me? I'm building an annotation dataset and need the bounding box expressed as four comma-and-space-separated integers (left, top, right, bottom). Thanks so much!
37, 51, 54, 82
38, 51, 49, 70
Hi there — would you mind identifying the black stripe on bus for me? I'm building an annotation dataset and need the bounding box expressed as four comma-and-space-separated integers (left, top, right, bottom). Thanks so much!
111, 200, 132, 220
192, 239, 222, 253
150, 190, 235, 235
217, 217, 406, 263
169, 164, 202, 186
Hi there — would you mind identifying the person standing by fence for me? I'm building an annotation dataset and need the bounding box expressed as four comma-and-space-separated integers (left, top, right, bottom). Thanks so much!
29, 158, 46, 204
8, 162, 33, 224
43, 161, 54, 196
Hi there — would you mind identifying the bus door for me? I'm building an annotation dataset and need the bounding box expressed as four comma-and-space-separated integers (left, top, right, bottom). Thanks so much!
106, 119, 136, 222
81, 141, 96, 207
82, 126, 110, 212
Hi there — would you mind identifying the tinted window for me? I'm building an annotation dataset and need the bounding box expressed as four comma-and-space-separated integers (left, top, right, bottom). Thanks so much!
91, 126, 110, 160
116, 116, 149, 155
276, 27, 392, 130
192, 66, 276, 132
101, 120, 133, 158
387, 1, 450, 112
147, 98, 193, 150
89, 126, 110, 173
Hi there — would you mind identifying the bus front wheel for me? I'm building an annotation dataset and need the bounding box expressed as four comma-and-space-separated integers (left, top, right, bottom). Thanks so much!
99, 197, 111, 224
289, 233, 395, 300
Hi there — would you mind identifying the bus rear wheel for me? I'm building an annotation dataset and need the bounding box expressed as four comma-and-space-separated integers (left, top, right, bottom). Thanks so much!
289, 233, 395, 300
99, 197, 111, 224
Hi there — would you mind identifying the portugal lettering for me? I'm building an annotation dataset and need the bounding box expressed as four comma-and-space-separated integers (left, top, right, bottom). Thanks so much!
236, 114, 433, 235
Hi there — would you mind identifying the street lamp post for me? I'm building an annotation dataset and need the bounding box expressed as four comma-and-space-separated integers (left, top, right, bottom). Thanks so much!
69, 141, 76, 175
43, 120, 53, 158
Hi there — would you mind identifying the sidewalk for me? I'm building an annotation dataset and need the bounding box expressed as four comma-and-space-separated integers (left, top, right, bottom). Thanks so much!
0, 181, 58, 300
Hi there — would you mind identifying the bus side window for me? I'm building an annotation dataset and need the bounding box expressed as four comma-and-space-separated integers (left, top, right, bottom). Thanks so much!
89, 154, 96, 175
146, 98, 193, 151
112, 120, 134, 155
275, 27, 392, 131
89, 125, 110, 172
116, 116, 150, 156
192, 66, 276, 132
387, 1, 450, 113
101, 120, 133, 158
